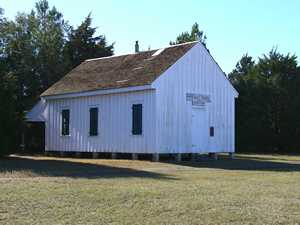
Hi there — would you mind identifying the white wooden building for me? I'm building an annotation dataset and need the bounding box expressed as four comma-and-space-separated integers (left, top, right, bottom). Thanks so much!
27, 41, 238, 160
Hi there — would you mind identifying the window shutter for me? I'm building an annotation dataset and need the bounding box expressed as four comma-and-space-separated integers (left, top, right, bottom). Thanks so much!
62, 109, 70, 136
210, 126, 214, 137
132, 104, 142, 135
89, 107, 98, 136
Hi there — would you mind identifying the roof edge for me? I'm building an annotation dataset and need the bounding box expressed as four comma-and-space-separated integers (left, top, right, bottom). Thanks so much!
42, 85, 154, 100
198, 42, 239, 96
151, 41, 200, 84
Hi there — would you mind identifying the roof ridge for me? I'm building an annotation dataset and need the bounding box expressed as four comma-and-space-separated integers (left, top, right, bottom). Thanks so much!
85, 41, 199, 62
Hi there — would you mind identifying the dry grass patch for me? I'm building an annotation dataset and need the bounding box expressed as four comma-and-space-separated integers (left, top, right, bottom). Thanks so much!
0, 154, 300, 225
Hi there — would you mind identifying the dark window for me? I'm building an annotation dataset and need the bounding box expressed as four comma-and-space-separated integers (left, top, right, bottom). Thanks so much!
61, 109, 70, 136
210, 126, 214, 137
89, 107, 98, 136
132, 104, 142, 135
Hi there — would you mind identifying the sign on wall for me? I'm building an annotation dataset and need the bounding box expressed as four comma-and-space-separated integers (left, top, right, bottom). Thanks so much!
186, 93, 211, 106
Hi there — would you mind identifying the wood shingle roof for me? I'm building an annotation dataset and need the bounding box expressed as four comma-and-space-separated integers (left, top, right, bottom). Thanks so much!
41, 41, 198, 96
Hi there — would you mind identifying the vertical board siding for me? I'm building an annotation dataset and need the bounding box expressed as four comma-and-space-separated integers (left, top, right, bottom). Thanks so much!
153, 43, 237, 153
45, 90, 156, 153
44, 43, 236, 154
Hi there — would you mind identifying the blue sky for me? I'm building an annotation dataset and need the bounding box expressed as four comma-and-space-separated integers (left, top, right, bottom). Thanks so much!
1, 0, 299, 73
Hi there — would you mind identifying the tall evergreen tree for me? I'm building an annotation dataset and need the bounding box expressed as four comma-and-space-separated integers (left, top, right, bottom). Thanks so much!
229, 54, 255, 84
230, 50, 300, 152
170, 22, 207, 46
64, 13, 114, 69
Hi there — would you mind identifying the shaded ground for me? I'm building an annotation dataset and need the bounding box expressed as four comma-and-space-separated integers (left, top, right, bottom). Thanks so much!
0, 154, 300, 225
0, 155, 174, 179
174, 154, 300, 172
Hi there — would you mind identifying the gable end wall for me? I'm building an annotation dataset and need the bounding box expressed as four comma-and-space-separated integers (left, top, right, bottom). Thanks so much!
152, 43, 236, 153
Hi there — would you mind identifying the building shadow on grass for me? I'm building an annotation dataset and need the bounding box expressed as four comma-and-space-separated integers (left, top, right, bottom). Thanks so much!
0, 155, 175, 180
170, 154, 300, 172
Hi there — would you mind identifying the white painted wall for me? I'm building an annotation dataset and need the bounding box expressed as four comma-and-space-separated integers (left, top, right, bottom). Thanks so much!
153, 42, 237, 154
45, 90, 156, 153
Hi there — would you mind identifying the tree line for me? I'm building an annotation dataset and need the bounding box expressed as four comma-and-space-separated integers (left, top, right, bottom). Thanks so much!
0, 0, 299, 155
0, 0, 113, 155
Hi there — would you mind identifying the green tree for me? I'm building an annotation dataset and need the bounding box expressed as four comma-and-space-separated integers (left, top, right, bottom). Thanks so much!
170, 22, 207, 46
1, 0, 67, 110
257, 50, 300, 151
229, 54, 255, 84
0, 1, 68, 154
64, 13, 114, 69
230, 50, 300, 152
0, 73, 18, 156
32, 0, 68, 92
0, 8, 18, 156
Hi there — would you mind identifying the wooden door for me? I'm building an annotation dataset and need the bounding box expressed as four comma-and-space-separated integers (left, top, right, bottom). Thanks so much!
191, 107, 208, 153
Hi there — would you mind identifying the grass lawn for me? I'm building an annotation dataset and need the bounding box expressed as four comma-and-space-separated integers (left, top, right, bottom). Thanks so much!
0, 154, 300, 225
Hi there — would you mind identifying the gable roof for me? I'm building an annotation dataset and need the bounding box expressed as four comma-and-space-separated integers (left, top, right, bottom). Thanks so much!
41, 41, 198, 97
